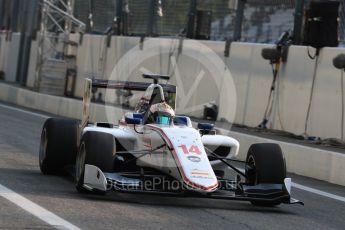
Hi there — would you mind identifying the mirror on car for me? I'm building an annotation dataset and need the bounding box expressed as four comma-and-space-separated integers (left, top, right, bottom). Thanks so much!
125, 117, 142, 125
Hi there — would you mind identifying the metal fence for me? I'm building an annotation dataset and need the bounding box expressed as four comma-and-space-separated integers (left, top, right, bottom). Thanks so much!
0, 0, 40, 33
241, 0, 295, 43
1, 0, 345, 44
72, 0, 345, 44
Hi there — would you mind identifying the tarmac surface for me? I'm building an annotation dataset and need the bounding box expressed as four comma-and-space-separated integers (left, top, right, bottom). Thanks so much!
0, 102, 344, 230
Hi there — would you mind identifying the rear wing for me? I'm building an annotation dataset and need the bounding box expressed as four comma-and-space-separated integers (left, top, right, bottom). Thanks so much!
91, 79, 176, 92
81, 78, 176, 128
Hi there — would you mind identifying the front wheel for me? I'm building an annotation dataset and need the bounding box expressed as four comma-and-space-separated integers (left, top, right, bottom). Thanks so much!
75, 131, 116, 194
39, 118, 79, 175
245, 143, 286, 206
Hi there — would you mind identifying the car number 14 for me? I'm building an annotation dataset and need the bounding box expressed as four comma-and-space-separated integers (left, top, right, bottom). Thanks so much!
178, 144, 201, 155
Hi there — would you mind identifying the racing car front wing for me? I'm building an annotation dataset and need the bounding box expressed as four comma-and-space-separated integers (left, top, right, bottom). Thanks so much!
82, 164, 303, 205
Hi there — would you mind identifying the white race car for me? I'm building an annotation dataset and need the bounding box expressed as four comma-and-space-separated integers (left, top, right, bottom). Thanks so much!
39, 74, 303, 206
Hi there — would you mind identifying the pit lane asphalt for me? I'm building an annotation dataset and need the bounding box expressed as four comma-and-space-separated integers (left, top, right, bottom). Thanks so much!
0, 102, 344, 230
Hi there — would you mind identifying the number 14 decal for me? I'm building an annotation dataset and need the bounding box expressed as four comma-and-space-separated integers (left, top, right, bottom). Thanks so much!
178, 144, 201, 155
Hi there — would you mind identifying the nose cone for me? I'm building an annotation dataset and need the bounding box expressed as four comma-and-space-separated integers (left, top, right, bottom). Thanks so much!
161, 127, 219, 192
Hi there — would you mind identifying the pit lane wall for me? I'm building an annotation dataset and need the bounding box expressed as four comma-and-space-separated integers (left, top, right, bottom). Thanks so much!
12, 33, 345, 141
0, 82, 345, 187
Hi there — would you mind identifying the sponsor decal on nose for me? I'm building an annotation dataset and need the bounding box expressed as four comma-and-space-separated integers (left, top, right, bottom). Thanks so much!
187, 155, 201, 163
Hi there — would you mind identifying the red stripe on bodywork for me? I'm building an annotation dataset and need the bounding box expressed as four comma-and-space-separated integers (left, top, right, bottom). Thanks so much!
146, 124, 218, 191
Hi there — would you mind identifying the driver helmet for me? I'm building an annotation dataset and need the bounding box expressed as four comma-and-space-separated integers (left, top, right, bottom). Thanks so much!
148, 102, 175, 125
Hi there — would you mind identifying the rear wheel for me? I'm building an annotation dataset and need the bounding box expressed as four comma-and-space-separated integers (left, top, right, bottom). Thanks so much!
75, 131, 116, 194
245, 143, 286, 206
39, 118, 79, 175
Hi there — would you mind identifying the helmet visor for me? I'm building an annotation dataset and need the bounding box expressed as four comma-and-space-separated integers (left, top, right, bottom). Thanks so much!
155, 115, 171, 125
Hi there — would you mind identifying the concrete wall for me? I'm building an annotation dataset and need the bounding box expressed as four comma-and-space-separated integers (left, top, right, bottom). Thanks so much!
26, 39, 38, 88
227, 130, 345, 187
3, 33, 345, 139
229, 44, 345, 140
32, 35, 237, 120
0, 32, 21, 82
57, 35, 345, 140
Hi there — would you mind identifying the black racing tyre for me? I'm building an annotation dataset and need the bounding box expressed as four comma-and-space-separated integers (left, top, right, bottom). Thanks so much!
75, 131, 116, 194
39, 118, 79, 175
245, 143, 286, 206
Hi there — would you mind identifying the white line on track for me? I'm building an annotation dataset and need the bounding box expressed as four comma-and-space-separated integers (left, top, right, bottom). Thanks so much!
0, 103, 50, 119
292, 182, 345, 203
0, 183, 81, 230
